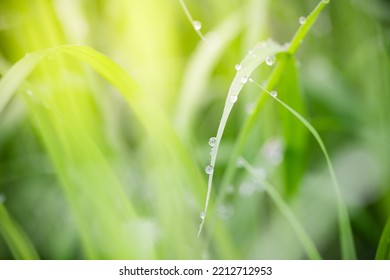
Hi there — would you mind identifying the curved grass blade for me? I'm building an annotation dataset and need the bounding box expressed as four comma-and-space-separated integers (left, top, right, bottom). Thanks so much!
0, 204, 39, 259
250, 79, 356, 259
376, 216, 390, 259
240, 158, 322, 260
216, 0, 331, 207
198, 40, 288, 236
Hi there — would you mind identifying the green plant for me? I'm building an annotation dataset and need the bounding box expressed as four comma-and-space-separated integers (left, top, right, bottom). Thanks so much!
0, 0, 389, 260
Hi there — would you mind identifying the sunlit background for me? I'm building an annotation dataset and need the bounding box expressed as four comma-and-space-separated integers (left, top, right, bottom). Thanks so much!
0, 0, 389, 259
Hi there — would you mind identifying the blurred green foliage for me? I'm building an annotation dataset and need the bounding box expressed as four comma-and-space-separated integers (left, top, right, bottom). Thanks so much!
0, 0, 389, 259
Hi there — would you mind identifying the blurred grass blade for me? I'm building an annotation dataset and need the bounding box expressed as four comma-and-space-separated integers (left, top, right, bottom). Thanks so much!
198, 40, 288, 235
0, 204, 39, 260
175, 11, 243, 137
0, 45, 207, 258
240, 158, 322, 260
0, 53, 41, 115
278, 54, 308, 197
376, 216, 390, 259
251, 80, 356, 259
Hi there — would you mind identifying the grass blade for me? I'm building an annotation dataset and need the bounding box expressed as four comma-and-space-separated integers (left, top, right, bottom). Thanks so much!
240, 158, 322, 260
175, 11, 243, 136
278, 55, 308, 197
0, 204, 39, 259
376, 216, 390, 259
198, 40, 288, 236
215, 0, 332, 206
0, 45, 206, 258
251, 79, 356, 259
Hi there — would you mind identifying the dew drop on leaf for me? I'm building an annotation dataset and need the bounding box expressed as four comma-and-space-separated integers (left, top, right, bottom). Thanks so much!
230, 95, 238, 103
205, 165, 214, 175
193, 21, 202, 31
265, 55, 275, 66
208, 137, 216, 147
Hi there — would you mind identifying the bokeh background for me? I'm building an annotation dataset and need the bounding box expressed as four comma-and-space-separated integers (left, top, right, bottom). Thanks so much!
0, 0, 389, 259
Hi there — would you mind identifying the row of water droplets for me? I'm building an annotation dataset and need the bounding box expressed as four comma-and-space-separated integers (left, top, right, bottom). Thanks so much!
230, 53, 277, 105
200, 45, 281, 221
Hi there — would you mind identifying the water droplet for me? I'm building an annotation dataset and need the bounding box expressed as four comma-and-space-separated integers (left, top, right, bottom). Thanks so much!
270, 90, 277, 97
193, 21, 202, 31
235, 64, 241, 71
299, 16, 307, 25
208, 137, 216, 147
322, 0, 330, 3
26, 89, 33, 96
240, 76, 248, 84
248, 50, 253, 55
0, 193, 5, 204
200, 211, 206, 219
205, 165, 214, 175
230, 95, 238, 103
265, 55, 275, 66
248, 77, 254, 83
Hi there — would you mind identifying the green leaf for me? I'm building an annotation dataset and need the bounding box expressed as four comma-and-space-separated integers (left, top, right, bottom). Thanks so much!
278, 54, 308, 197
198, 39, 288, 236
